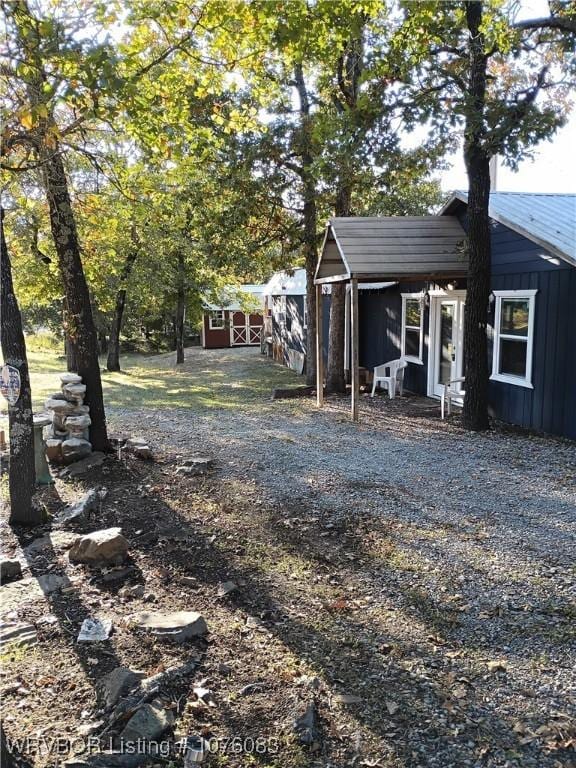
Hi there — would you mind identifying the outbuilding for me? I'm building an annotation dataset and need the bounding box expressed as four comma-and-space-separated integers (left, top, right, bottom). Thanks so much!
201, 285, 265, 349
314, 192, 576, 439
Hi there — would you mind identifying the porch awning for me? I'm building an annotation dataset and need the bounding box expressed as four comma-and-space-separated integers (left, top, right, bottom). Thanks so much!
315, 216, 468, 284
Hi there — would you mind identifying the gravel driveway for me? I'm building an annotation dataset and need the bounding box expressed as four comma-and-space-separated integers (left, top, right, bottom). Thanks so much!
106, 346, 576, 767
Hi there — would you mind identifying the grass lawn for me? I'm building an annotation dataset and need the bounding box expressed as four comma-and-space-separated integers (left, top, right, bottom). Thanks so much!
8, 343, 301, 414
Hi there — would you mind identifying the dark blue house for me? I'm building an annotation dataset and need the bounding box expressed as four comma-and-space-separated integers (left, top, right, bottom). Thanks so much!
314, 192, 576, 439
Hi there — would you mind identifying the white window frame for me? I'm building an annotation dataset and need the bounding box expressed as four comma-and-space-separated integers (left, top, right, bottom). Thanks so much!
491, 289, 537, 389
303, 300, 308, 330
209, 310, 225, 330
401, 292, 424, 364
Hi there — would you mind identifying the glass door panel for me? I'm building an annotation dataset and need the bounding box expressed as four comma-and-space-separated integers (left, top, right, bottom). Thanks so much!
439, 302, 456, 385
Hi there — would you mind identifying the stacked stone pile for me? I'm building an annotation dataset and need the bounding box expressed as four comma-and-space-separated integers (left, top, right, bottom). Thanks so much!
44, 373, 92, 463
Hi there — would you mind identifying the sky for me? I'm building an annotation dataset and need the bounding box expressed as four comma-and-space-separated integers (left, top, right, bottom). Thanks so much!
440, 116, 576, 194
439, 0, 576, 194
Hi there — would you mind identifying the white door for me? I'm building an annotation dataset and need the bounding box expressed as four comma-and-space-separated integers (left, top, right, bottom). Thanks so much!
230, 311, 263, 346
430, 294, 466, 399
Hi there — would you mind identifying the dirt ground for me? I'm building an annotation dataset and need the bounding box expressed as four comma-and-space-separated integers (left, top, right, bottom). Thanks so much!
1, 347, 575, 768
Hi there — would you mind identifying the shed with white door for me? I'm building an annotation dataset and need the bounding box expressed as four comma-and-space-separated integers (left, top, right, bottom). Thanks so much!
201, 285, 265, 349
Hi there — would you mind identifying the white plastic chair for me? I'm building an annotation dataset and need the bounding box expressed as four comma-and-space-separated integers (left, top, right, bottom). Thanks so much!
371, 359, 408, 399
441, 377, 465, 419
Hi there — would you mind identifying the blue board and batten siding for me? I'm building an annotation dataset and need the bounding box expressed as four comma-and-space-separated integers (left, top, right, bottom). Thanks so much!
358, 214, 576, 440
487, 220, 576, 439
359, 283, 429, 396
271, 294, 330, 369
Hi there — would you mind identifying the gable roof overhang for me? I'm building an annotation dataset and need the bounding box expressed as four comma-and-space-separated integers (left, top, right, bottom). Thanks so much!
315, 216, 468, 284
441, 191, 576, 268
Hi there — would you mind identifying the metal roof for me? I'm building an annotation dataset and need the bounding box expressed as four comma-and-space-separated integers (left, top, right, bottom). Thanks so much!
441, 192, 576, 267
203, 284, 266, 311
315, 216, 468, 284
264, 268, 396, 295
264, 269, 307, 296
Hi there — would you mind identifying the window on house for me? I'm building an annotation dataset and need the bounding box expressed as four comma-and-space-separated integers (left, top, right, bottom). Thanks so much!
286, 299, 292, 332
401, 293, 424, 363
491, 290, 536, 388
303, 301, 308, 330
273, 296, 286, 328
209, 310, 225, 329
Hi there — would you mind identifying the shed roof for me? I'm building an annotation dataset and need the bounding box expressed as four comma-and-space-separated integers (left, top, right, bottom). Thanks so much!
203, 284, 265, 311
264, 268, 307, 296
315, 216, 468, 284
264, 268, 396, 295
441, 191, 576, 267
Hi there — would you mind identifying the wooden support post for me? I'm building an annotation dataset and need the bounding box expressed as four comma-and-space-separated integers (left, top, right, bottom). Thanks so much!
344, 285, 350, 378
350, 278, 359, 422
316, 283, 324, 407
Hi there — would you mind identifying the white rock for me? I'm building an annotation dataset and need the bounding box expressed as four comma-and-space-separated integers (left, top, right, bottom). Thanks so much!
60, 373, 82, 384
125, 437, 148, 449
77, 617, 113, 642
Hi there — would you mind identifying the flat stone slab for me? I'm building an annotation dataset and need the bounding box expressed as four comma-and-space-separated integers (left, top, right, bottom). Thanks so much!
23, 531, 77, 558
62, 452, 105, 478
33, 413, 52, 428
120, 700, 175, 743
69, 528, 128, 565
63, 383, 86, 396
175, 458, 213, 476
45, 398, 81, 413
55, 489, 99, 527
65, 414, 92, 429
60, 373, 83, 385
0, 573, 72, 614
0, 620, 38, 648
125, 437, 148, 449
130, 611, 207, 643
62, 438, 92, 463
97, 666, 145, 709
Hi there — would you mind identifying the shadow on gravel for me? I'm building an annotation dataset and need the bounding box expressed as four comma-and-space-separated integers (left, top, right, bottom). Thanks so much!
107, 460, 570, 768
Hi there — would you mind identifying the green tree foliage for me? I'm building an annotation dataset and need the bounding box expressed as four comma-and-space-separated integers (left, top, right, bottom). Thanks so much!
392, 0, 575, 430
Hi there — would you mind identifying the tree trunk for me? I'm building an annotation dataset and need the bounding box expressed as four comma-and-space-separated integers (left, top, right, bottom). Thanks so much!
11, 1, 108, 450
294, 62, 318, 387
65, 330, 79, 373
107, 289, 126, 372
63, 304, 79, 372
325, 35, 363, 395
107, 239, 139, 372
0, 209, 41, 526
325, 283, 347, 393
462, 1, 491, 431
175, 252, 186, 365
41, 150, 109, 450
98, 330, 108, 354
325, 185, 352, 394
